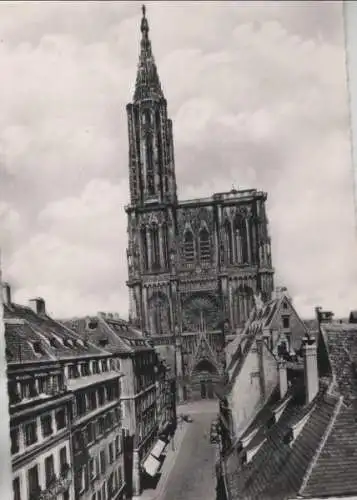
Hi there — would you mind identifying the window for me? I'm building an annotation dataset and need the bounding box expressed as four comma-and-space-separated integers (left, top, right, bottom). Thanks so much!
183, 230, 194, 263
98, 386, 105, 406
108, 442, 114, 464
11, 428, 19, 454
101, 359, 108, 372
27, 465, 39, 498
282, 316, 290, 329
45, 454, 55, 487
21, 381, 31, 399
41, 414, 53, 437
89, 390, 97, 410
13, 477, 20, 500
199, 227, 210, 262
59, 446, 68, 475
118, 466, 123, 486
115, 435, 121, 457
89, 457, 96, 481
283, 301, 288, 309
56, 409, 66, 430
24, 421, 37, 447
150, 225, 160, 270
93, 360, 99, 374
87, 422, 95, 443
98, 417, 105, 436
100, 450, 106, 475
141, 227, 149, 271
224, 219, 234, 264
76, 393, 86, 416
234, 215, 248, 263
79, 466, 86, 493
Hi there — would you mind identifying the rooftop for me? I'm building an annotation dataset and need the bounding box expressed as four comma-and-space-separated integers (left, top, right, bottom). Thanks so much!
4, 300, 106, 363
224, 318, 357, 499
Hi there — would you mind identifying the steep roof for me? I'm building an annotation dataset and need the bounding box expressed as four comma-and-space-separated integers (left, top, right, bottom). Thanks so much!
224, 321, 357, 499
60, 314, 154, 355
4, 302, 105, 363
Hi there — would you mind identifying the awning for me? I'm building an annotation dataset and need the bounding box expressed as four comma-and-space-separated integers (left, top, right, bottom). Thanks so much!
143, 454, 161, 477
150, 439, 167, 459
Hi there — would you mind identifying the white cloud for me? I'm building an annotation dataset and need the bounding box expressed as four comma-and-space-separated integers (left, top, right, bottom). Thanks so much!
0, 1, 354, 319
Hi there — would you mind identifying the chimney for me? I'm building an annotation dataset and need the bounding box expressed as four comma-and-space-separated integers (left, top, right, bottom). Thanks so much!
278, 359, 288, 399
315, 307, 334, 325
303, 336, 319, 404
28, 297, 46, 316
2, 282, 11, 305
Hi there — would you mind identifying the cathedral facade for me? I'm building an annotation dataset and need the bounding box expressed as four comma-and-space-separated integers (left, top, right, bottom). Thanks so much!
125, 7, 274, 401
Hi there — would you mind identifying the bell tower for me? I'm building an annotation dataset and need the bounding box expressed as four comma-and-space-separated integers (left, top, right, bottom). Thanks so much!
126, 5, 177, 206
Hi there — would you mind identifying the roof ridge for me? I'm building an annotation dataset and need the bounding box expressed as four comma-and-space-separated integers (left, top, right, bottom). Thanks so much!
99, 316, 133, 353
298, 394, 344, 495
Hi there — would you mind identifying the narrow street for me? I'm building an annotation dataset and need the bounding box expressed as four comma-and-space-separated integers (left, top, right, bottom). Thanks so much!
146, 400, 219, 500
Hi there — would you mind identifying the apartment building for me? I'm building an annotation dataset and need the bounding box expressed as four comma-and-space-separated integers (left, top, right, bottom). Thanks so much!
3, 283, 126, 500
62, 313, 176, 497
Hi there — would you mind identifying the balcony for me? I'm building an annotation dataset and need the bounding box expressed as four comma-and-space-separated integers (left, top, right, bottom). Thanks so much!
33, 466, 72, 500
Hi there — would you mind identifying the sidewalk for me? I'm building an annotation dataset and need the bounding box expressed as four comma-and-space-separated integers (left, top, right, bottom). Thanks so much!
133, 420, 189, 500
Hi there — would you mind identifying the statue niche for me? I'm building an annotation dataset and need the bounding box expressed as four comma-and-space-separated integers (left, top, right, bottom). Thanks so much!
182, 292, 222, 332
149, 291, 171, 335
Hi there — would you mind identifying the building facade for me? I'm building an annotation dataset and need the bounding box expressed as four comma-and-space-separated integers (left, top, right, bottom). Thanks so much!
125, 6, 275, 401
3, 284, 127, 500
62, 313, 176, 497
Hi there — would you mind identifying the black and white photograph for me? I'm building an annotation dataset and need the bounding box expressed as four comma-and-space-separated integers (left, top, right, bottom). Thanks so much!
0, 2, 357, 500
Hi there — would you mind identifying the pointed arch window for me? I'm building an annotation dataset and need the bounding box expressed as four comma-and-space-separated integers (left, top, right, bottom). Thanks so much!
144, 109, 155, 196
199, 226, 211, 263
224, 219, 233, 265
141, 227, 149, 271
183, 229, 195, 263
162, 223, 169, 269
235, 215, 249, 264
150, 224, 160, 270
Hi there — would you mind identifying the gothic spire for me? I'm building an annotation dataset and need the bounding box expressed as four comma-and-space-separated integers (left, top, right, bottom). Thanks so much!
134, 5, 164, 102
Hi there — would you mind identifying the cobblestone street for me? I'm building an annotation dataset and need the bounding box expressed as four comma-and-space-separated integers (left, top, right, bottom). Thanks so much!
139, 400, 219, 500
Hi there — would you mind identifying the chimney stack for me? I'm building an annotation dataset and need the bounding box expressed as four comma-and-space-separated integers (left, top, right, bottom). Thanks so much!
303, 336, 319, 404
278, 359, 288, 400
315, 307, 334, 325
2, 282, 11, 305
28, 297, 46, 316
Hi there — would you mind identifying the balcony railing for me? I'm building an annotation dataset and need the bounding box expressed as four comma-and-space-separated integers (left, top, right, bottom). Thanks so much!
34, 466, 72, 500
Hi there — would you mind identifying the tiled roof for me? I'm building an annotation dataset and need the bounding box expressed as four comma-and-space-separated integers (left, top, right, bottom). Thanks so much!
320, 323, 357, 404
60, 315, 154, 355
226, 390, 339, 500
5, 322, 53, 363
225, 321, 357, 500
4, 303, 105, 362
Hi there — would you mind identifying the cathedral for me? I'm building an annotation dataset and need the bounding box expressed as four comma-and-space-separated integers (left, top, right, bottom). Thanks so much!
125, 6, 275, 401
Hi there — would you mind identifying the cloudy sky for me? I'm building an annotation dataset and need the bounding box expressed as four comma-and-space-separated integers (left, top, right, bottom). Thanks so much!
0, 1, 355, 320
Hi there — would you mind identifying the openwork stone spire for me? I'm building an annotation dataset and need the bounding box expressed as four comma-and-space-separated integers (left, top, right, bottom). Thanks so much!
134, 5, 164, 102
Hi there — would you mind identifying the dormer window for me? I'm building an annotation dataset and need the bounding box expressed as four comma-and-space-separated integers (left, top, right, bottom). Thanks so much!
32, 341, 45, 355
284, 409, 312, 447
49, 336, 62, 348
88, 319, 98, 330
63, 338, 73, 348
282, 316, 290, 329
241, 438, 267, 465
240, 427, 259, 448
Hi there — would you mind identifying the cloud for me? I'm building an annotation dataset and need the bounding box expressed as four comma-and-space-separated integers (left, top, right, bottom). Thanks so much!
0, 1, 354, 319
